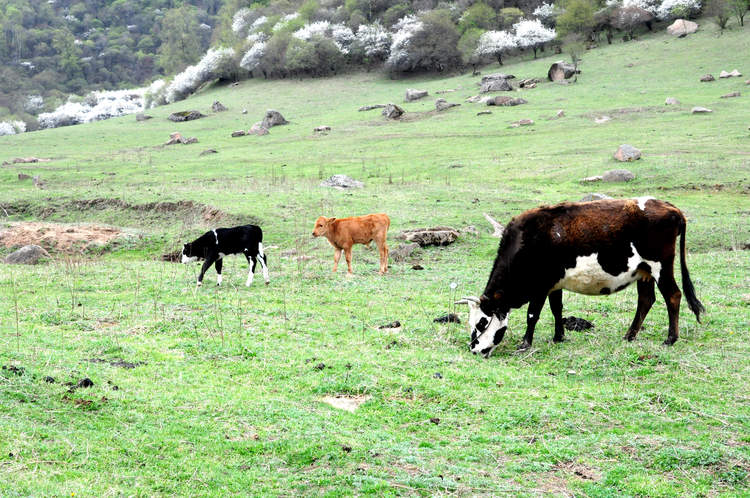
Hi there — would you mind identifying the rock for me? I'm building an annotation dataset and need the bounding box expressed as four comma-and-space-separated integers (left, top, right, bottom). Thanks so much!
435, 98, 460, 111
4, 245, 50, 265
729, 69, 742, 77
595, 116, 611, 124
77, 378, 94, 388
382, 103, 404, 119
563, 316, 594, 331
602, 169, 635, 182
320, 174, 364, 189
700, 74, 715, 82
556, 109, 565, 118
165, 132, 197, 145
746, 79, 750, 85
510, 119, 534, 127
405, 88, 428, 101
614, 144, 641, 162
719, 70, 731, 79
477, 111, 492, 116
358, 104, 386, 111
665, 97, 680, 105
261, 110, 288, 128
242, 109, 248, 114
580, 193, 613, 201
721, 91, 741, 98
314, 125, 332, 134
519, 78, 539, 88
391, 243, 419, 262
691, 106, 712, 114
231, 130, 247, 137
667, 19, 698, 36
581, 175, 604, 183
465, 95, 483, 103
397, 227, 459, 247
135, 113, 152, 121
249, 122, 269, 135
480, 78, 513, 93
18, 173, 31, 180
12, 157, 46, 164
411, 264, 424, 270
481, 73, 515, 83
488, 96, 527, 106
378, 320, 402, 329
462, 225, 479, 236
211, 101, 227, 112
433, 313, 460, 323
168, 110, 205, 122
32, 175, 44, 188
435, 89, 456, 94
200, 149, 218, 156
548, 61, 578, 81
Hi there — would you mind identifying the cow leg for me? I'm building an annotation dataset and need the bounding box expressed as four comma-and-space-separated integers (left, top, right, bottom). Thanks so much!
657, 269, 682, 346
332, 249, 342, 273
258, 252, 269, 285
377, 238, 388, 274
245, 254, 257, 286
519, 295, 546, 350
215, 258, 223, 286
344, 246, 353, 274
197, 257, 216, 286
548, 289, 565, 343
624, 279, 656, 341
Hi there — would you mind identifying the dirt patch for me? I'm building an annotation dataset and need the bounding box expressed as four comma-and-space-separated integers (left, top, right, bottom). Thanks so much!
0, 222, 126, 253
86, 358, 146, 369
321, 395, 372, 412
161, 250, 182, 262
555, 461, 602, 481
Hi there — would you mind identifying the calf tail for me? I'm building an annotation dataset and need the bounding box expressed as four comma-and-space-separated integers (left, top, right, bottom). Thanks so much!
258, 241, 268, 266
679, 218, 705, 323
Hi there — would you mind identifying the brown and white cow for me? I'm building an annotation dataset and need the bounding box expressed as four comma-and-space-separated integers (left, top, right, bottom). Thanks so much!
457, 198, 704, 357
312, 213, 390, 274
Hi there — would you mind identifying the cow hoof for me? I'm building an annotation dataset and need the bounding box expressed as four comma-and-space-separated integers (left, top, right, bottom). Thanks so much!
553, 336, 565, 344
662, 338, 677, 346
624, 333, 636, 342
517, 341, 531, 351
265, 281, 270, 286
196, 281, 202, 287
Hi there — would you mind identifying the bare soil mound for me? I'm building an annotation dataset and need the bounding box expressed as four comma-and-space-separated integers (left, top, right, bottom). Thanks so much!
0, 222, 127, 253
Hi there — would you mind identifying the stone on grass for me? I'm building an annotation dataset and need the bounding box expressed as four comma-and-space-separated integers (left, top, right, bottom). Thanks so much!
405, 89, 428, 101
211, 101, 228, 112
359, 104, 386, 111
719, 70, 731, 79
435, 99, 460, 111
320, 174, 363, 189
199, 149, 218, 156
18, 173, 31, 181
165, 132, 198, 145
391, 243, 419, 262
720, 91, 740, 98
700, 74, 715, 82
477, 111, 492, 116
4, 245, 50, 265
580, 193, 613, 201
729, 69, 741, 77
691, 106, 712, 114
548, 61, 578, 81
382, 103, 404, 119
602, 169, 635, 182
556, 109, 565, 118
261, 110, 288, 128
314, 125, 331, 134
595, 116, 611, 124
480, 78, 513, 93
665, 97, 680, 105
249, 123, 269, 135
168, 110, 205, 122
465, 95, 483, 103
397, 227, 459, 247
135, 113, 152, 121
488, 96, 527, 106
481, 73, 515, 83
614, 144, 641, 162
510, 119, 534, 127
519, 78, 539, 88
231, 130, 247, 137
581, 175, 603, 183
667, 19, 698, 36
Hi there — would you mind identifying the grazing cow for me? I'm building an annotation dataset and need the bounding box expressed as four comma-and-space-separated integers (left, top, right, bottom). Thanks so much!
457, 198, 704, 357
312, 214, 390, 274
181, 224, 269, 286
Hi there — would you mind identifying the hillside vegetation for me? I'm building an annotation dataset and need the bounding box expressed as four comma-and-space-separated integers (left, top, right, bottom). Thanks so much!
0, 22, 749, 495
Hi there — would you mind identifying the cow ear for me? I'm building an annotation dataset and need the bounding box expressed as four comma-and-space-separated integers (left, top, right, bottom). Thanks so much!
327, 217, 336, 224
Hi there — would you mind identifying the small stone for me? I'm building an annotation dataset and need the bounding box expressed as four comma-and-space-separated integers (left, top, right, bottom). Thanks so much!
556, 109, 565, 118
430, 417, 441, 425
435, 98, 460, 111
595, 116, 611, 124
433, 372, 443, 379
411, 264, 424, 270
477, 111, 492, 116
581, 175, 603, 183
18, 173, 31, 181
665, 97, 680, 105
405, 89, 428, 101
700, 74, 715, 82
391, 243, 419, 262
44, 376, 55, 383
320, 174, 364, 189
135, 113, 152, 121
199, 149, 218, 156
231, 130, 247, 137
691, 106, 712, 114
358, 104, 386, 111
579, 193, 612, 202
729, 69, 742, 77
314, 363, 325, 371
341, 445, 352, 453
382, 103, 405, 119
313, 125, 331, 133
248, 123, 269, 135
602, 169, 635, 182
242, 109, 248, 114
77, 378, 94, 388
614, 144, 641, 162
720, 91, 740, 99
211, 101, 227, 112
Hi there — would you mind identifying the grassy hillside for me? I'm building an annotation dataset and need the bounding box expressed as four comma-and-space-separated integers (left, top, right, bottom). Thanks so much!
1, 22, 749, 496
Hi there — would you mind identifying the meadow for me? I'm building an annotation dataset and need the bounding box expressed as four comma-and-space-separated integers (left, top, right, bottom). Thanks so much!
1, 21, 749, 496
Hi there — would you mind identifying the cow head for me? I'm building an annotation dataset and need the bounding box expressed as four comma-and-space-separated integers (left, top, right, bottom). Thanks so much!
181, 243, 198, 263
455, 296, 508, 358
312, 216, 336, 237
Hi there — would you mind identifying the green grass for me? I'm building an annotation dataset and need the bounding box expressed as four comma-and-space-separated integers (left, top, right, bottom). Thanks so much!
1, 21, 749, 496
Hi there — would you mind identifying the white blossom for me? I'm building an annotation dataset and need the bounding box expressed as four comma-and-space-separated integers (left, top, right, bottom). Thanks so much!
655, 0, 701, 19
272, 12, 299, 31
293, 20, 331, 40
240, 42, 266, 71
386, 15, 424, 69
38, 89, 146, 129
331, 24, 355, 53
246, 32, 268, 44
24, 95, 44, 114
250, 15, 268, 32
621, 0, 662, 14
0, 120, 26, 136
513, 18, 556, 49
164, 47, 236, 103
232, 8, 253, 34
354, 23, 391, 58
293, 21, 353, 53
475, 30, 517, 58
533, 3, 560, 24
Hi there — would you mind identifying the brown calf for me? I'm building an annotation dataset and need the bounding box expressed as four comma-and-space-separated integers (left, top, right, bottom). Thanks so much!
312, 214, 390, 274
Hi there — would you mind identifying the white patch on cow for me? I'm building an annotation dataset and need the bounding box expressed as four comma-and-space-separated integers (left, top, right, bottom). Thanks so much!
258, 242, 269, 283
246, 270, 254, 287
634, 196, 655, 210
528, 313, 534, 319
181, 253, 197, 264
258, 242, 265, 257
552, 243, 655, 295
218, 252, 226, 259
463, 299, 509, 357
212, 229, 219, 245
217, 274, 223, 285
196, 280, 202, 287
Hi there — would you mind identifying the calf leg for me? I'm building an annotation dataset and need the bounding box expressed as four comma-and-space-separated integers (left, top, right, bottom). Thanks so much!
624, 279, 656, 341
245, 253, 257, 286
519, 295, 547, 350
215, 258, 223, 286
657, 270, 682, 346
258, 253, 269, 285
377, 238, 388, 274
344, 246, 354, 274
197, 257, 217, 286
548, 290, 565, 343
332, 249, 342, 273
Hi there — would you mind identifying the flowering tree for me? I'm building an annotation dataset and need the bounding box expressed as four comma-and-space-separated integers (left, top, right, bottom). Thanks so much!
240, 42, 267, 71
38, 89, 146, 128
354, 23, 392, 61
655, 0, 702, 19
475, 30, 517, 65
513, 18, 556, 58
533, 3, 561, 26
0, 121, 26, 136
293, 21, 354, 54
162, 47, 236, 103
385, 15, 424, 71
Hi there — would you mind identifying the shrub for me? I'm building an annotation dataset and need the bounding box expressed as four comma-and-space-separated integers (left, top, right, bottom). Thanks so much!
458, 2, 497, 33
499, 7, 524, 28
163, 47, 236, 103
0, 120, 26, 136
706, 0, 731, 30
556, 0, 597, 36
475, 29, 517, 65
387, 10, 461, 73
655, 0, 702, 19
533, 2, 561, 26
353, 23, 392, 61
458, 27, 485, 67
514, 18, 556, 58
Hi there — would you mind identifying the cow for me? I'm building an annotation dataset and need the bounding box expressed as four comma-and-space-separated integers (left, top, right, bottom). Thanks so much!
457, 198, 704, 357
312, 214, 390, 274
181, 224, 269, 287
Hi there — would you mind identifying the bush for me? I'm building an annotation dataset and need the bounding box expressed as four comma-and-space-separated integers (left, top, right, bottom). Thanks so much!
655, 0, 702, 19
458, 27, 485, 67
498, 7, 524, 29
556, 0, 597, 36
458, 2, 496, 33
387, 10, 460, 73
475, 29, 517, 65
514, 18, 556, 57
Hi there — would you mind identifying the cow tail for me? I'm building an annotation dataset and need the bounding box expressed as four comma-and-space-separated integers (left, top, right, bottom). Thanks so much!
679, 217, 705, 323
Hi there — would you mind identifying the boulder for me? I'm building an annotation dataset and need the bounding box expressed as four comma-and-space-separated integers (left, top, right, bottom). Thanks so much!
165, 132, 198, 145
391, 243, 419, 262
211, 101, 227, 112
4, 245, 50, 265
12, 157, 47, 164
666, 19, 698, 36
720, 91, 741, 98
480, 78, 513, 93
580, 193, 613, 201
481, 73, 515, 83
614, 144, 641, 162
359, 104, 386, 111
382, 103, 404, 119
397, 227, 459, 247
548, 61, 578, 81
435, 99, 460, 111
700, 74, 715, 82
168, 110, 205, 122
135, 113, 153, 121
665, 97, 680, 105
729, 69, 742, 77
581, 175, 603, 183
602, 169, 635, 182
18, 173, 31, 180
510, 119, 534, 127
719, 70, 731, 79
405, 89, 428, 101
691, 106, 712, 114
231, 130, 247, 137
519, 78, 539, 88
488, 96, 527, 106
314, 125, 331, 133
320, 174, 364, 189
261, 109, 288, 128
249, 123, 270, 135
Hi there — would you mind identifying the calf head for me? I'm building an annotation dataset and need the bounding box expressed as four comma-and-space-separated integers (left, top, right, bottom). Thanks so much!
455, 296, 508, 358
312, 216, 336, 238
181, 243, 198, 263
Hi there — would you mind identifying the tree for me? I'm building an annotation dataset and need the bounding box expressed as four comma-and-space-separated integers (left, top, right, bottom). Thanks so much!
563, 33, 584, 81
158, 5, 203, 74
406, 9, 461, 72
514, 19, 556, 58
556, 0, 597, 37
458, 27, 484, 71
706, 0, 732, 31
458, 3, 496, 34
533, 3, 561, 27
475, 30, 517, 65
498, 7, 524, 29
610, 6, 655, 38
728, 0, 748, 25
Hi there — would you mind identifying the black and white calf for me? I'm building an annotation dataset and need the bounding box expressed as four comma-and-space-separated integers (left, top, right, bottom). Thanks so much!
457, 198, 704, 357
181, 225, 269, 286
